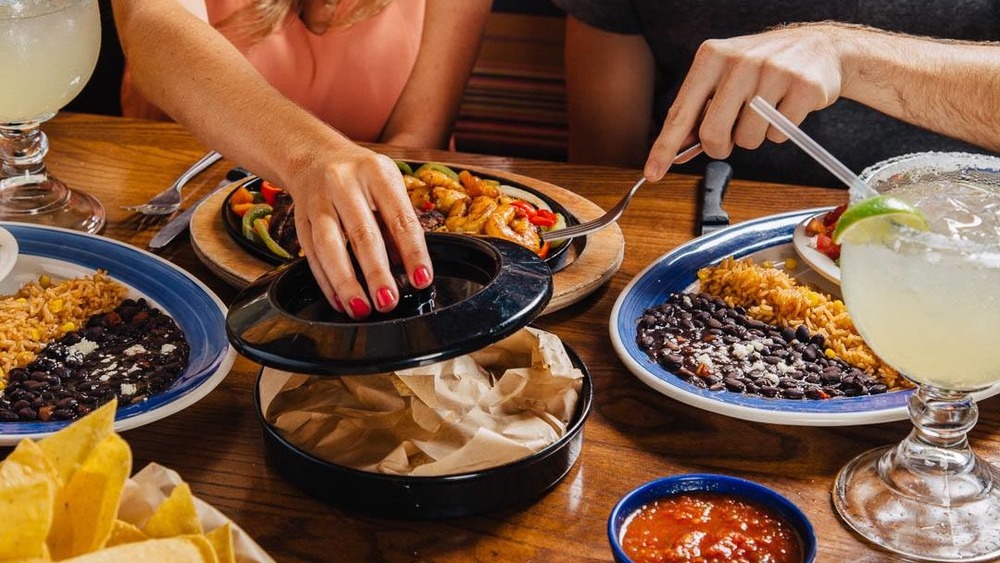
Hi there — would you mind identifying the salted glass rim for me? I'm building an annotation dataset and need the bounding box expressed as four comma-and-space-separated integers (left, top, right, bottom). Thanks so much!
0, 0, 90, 19
852, 151, 1000, 260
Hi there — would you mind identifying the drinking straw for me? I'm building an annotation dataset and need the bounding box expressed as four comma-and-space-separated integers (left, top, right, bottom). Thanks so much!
748, 96, 879, 199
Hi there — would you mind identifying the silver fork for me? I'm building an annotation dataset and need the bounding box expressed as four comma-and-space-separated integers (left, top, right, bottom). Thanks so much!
541, 143, 703, 242
122, 150, 222, 215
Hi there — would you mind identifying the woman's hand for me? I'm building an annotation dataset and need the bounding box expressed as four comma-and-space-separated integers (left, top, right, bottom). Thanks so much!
284, 144, 433, 319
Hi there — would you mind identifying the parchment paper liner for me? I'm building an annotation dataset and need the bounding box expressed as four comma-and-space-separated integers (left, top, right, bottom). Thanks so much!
260, 327, 583, 477
119, 463, 275, 563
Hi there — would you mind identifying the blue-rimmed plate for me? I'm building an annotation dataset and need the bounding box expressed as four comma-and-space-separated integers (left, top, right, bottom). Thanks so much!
0, 222, 236, 444
610, 209, 1000, 426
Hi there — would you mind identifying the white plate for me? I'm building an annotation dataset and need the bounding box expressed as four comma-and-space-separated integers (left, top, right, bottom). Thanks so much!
0, 222, 236, 444
791, 208, 841, 285
610, 209, 999, 426
0, 225, 17, 284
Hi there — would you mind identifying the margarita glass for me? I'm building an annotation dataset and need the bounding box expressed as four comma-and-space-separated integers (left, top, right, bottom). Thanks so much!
833, 161, 1000, 561
0, 0, 104, 233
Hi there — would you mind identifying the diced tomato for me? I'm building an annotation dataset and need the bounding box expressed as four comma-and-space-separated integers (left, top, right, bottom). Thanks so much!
230, 202, 255, 217
420, 201, 436, 212
260, 180, 284, 207
529, 208, 557, 227
815, 232, 841, 261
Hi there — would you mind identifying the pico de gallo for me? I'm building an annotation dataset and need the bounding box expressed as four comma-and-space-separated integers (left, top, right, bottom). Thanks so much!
803, 203, 847, 262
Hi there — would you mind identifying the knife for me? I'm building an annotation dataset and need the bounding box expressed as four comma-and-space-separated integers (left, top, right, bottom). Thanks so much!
148, 168, 254, 250
699, 161, 733, 235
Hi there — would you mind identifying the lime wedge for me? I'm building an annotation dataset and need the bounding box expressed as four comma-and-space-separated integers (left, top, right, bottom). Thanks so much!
832, 195, 929, 244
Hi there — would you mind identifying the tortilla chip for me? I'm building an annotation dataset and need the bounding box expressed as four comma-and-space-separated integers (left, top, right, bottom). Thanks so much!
0, 439, 59, 489
47, 433, 131, 560
204, 522, 236, 563
104, 519, 148, 548
142, 482, 203, 538
60, 535, 218, 562
0, 477, 54, 559
37, 400, 117, 485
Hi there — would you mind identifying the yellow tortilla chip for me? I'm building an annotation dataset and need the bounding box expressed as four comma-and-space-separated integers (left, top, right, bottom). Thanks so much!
0, 477, 54, 559
104, 519, 148, 548
204, 522, 236, 563
142, 482, 203, 538
38, 400, 117, 485
60, 535, 218, 562
47, 432, 132, 560
0, 438, 59, 489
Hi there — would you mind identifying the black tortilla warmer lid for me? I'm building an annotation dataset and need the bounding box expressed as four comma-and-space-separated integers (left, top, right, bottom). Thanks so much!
225, 232, 553, 375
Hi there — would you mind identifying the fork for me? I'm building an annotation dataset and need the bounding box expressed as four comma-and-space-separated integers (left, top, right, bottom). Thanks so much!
541, 143, 703, 242
122, 150, 222, 215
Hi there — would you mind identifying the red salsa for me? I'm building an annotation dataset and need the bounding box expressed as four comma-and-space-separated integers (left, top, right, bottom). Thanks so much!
620, 492, 803, 563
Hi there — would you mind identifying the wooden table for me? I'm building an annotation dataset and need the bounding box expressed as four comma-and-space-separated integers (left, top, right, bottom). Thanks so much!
35, 113, 1000, 562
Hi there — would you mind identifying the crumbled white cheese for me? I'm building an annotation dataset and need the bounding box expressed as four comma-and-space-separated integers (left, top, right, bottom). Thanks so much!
67, 339, 99, 361
695, 353, 714, 368
99, 374, 110, 382
160, 343, 176, 355
123, 344, 147, 356
775, 363, 795, 374
731, 343, 750, 360
120, 383, 137, 396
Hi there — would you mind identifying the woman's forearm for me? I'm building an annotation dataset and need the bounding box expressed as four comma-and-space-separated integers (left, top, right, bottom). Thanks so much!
379, 0, 491, 148
112, 0, 353, 188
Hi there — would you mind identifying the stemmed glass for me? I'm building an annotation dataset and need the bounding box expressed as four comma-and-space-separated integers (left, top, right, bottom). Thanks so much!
0, 0, 104, 233
832, 168, 1000, 561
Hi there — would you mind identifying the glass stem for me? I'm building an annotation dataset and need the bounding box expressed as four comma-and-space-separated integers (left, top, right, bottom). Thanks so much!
880, 386, 994, 505
0, 117, 52, 177
0, 115, 70, 210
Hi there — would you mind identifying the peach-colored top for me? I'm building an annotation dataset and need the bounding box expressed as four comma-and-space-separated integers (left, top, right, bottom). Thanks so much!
122, 0, 425, 142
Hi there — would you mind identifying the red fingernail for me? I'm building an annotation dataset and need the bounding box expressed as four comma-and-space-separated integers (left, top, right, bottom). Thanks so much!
376, 287, 395, 310
413, 266, 431, 287
349, 297, 371, 318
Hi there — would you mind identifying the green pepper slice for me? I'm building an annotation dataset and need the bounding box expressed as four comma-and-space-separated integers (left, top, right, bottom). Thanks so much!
254, 217, 293, 259
396, 160, 414, 176
414, 162, 460, 182
241, 203, 272, 242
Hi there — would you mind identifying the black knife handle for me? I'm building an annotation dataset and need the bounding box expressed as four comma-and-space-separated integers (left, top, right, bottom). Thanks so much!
702, 160, 733, 223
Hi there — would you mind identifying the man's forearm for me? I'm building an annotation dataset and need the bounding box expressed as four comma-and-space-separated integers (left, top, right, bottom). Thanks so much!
836, 25, 1000, 152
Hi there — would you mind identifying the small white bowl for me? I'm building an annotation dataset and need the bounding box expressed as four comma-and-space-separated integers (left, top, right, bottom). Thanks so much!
0, 225, 18, 285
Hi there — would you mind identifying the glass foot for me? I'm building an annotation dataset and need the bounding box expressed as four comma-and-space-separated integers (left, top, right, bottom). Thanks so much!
0, 174, 104, 233
833, 446, 1000, 562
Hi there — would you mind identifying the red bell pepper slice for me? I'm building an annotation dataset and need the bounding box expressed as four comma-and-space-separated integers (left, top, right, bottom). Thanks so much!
260, 180, 284, 207
529, 208, 557, 227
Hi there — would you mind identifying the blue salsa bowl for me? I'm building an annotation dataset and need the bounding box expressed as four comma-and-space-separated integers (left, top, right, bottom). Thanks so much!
608, 473, 817, 562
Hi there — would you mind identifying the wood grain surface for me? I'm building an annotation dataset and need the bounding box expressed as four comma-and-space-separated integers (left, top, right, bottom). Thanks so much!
19, 113, 999, 563
189, 162, 624, 314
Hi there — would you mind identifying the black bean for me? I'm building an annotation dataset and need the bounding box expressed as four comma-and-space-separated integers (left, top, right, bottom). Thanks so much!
795, 325, 811, 343
723, 378, 746, 392
782, 388, 805, 400
759, 386, 780, 397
